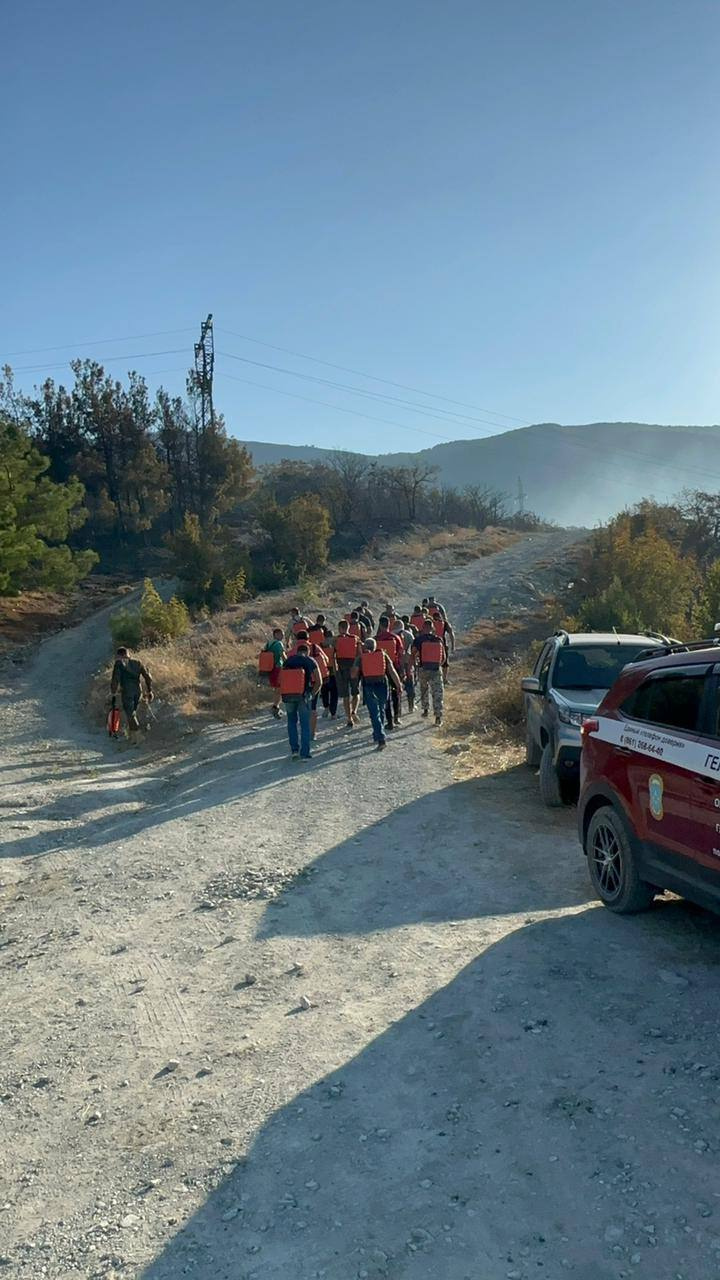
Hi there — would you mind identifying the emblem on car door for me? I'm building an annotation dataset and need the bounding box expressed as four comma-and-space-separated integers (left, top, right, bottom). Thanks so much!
649, 773, 664, 821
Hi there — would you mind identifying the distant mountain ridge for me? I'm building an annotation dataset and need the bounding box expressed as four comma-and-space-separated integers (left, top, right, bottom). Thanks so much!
239, 421, 720, 526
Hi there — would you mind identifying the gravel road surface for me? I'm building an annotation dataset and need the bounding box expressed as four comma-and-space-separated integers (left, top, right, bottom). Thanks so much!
2, 531, 720, 1280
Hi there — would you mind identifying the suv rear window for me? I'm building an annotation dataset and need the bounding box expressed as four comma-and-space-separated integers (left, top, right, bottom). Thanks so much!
553, 645, 649, 691
622, 670, 706, 733
712, 684, 720, 739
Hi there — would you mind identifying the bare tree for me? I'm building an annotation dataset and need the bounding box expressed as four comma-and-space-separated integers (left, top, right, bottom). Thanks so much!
328, 451, 371, 525
387, 463, 439, 520
678, 489, 720, 566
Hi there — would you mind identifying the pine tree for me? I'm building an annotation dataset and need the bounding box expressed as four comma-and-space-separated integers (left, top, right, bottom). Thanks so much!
0, 417, 97, 594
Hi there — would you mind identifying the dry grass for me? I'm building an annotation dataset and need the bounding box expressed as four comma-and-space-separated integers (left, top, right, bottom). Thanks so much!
439, 610, 553, 779
477, 657, 528, 729
392, 525, 518, 566
443, 652, 529, 741
90, 620, 269, 737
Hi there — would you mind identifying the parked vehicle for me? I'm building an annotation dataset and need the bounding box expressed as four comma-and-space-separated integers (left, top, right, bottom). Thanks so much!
522, 631, 667, 807
578, 637, 720, 914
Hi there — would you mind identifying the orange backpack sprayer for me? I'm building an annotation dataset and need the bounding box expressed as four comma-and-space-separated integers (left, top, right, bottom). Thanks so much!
360, 650, 386, 679
107, 697, 122, 737
279, 667, 306, 696
420, 639, 444, 668
335, 634, 358, 661
311, 645, 330, 681
258, 649, 275, 675
376, 637, 397, 660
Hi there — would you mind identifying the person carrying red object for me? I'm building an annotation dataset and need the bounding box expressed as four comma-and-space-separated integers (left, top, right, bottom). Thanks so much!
258, 627, 286, 718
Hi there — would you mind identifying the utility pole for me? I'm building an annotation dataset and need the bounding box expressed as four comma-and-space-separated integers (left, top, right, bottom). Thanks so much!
190, 313, 215, 527
516, 475, 527, 516
192, 313, 215, 436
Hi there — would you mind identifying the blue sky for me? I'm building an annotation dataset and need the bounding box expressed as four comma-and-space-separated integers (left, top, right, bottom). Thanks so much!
3, 0, 719, 454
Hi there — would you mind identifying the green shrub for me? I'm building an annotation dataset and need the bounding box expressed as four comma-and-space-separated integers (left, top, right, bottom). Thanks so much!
576, 525, 696, 637
258, 495, 333, 579
167, 513, 247, 611
221, 568, 247, 606
110, 579, 190, 648
110, 607, 143, 649
139, 579, 190, 642
165, 594, 192, 637
249, 558, 291, 592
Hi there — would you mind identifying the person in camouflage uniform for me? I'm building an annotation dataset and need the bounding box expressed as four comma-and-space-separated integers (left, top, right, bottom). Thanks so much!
412, 618, 446, 726
110, 647, 153, 738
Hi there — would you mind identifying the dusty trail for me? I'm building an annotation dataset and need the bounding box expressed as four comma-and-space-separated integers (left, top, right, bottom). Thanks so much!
2, 531, 720, 1280
393, 526, 583, 632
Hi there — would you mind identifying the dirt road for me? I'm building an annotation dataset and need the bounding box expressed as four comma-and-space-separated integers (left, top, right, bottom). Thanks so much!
2, 532, 720, 1280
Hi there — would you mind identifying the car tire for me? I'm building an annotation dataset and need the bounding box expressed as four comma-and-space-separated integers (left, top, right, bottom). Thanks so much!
585, 806, 655, 914
539, 743, 564, 807
525, 725, 541, 769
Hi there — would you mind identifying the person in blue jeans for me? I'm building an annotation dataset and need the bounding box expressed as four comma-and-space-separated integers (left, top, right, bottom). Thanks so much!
358, 639, 403, 752
280, 643, 322, 760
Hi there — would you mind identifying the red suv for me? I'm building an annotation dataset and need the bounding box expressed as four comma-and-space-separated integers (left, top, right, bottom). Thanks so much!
578, 641, 720, 913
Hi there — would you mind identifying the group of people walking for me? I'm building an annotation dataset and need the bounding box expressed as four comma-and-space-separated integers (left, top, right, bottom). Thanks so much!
258, 597, 455, 758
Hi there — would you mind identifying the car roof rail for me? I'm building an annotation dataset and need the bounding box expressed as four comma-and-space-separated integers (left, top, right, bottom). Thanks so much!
672, 638, 720, 652
642, 630, 673, 644
630, 637, 720, 663
553, 629, 571, 645
629, 647, 666, 663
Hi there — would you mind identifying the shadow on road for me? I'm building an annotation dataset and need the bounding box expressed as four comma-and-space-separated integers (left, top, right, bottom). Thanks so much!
0, 717, 428, 859
140, 899, 720, 1280
258, 763, 583, 936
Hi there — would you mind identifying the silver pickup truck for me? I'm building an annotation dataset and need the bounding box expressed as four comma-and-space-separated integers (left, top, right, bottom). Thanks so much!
521, 630, 667, 806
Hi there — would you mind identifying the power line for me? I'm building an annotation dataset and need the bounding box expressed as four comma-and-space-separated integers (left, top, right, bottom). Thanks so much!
217, 349, 512, 436
218, 352, 720, 489
218, 326, 530, 425
217, 341, 720, 489
218, 369, 720, 497
216, 369, 459, 443
1, 328, 195, 359
9, 348, 189, 374
7, 324, 720, 492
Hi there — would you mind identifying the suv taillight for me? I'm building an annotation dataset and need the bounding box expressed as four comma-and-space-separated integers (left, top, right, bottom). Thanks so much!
581, 718, 599, 739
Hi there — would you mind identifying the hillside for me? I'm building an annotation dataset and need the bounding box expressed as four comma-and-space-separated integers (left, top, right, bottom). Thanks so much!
240, 421, 720, 525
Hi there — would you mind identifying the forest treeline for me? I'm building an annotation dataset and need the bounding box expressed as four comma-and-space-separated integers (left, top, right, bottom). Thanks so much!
0, 360, 538, 604
3, 359, 719, 641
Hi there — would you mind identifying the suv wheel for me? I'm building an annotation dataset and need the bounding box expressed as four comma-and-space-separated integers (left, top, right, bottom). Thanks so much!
585, 807, 655, 914
525, 725, 541, 769
539, 743, 563, 807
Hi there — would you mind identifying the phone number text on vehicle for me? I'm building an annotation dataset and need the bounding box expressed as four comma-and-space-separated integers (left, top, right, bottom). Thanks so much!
619, 731, 672, 758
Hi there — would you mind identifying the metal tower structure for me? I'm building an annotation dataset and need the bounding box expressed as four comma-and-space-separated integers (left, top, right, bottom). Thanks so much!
516, 475, 527, 516
192, 313, 215, 434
